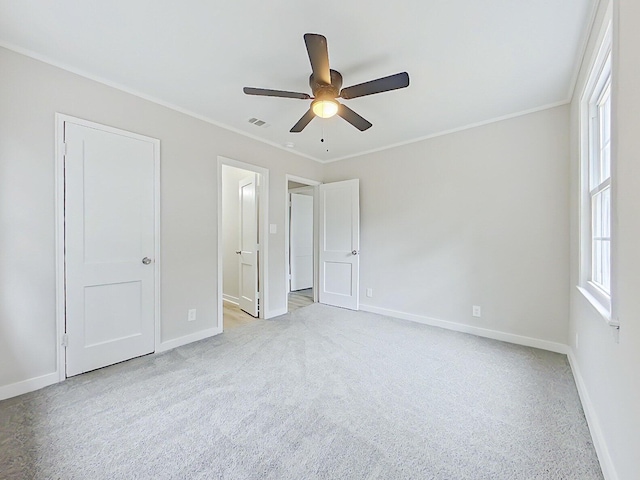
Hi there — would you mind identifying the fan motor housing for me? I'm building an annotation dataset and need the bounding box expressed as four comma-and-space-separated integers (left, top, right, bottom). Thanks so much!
310, 69, 343, 98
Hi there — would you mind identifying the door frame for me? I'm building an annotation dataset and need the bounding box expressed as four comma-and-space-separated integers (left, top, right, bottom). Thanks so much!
54, 113, 161, 381
284, 174, 320, 309
217, 157, 269, 328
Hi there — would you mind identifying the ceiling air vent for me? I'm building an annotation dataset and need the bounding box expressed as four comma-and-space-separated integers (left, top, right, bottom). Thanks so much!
248, 117, 269, 127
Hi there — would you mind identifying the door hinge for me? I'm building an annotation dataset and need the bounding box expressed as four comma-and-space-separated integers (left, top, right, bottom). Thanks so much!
61, 142, 68, 157
61, 334, 68, 348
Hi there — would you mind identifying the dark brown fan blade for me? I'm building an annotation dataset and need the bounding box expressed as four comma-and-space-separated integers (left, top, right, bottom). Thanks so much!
243, 87, 311, 100
304, 33, 331, 85
340, 72, 410, 100
290, 109, 316, 133
337, 103, 372, 131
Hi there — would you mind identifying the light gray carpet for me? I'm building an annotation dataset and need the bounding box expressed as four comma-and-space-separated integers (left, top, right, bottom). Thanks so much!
1, 303, 602, 479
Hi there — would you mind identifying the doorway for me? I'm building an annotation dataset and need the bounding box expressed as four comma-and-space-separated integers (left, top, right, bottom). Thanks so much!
218, 157, 268, 331
285, 175, 320, 313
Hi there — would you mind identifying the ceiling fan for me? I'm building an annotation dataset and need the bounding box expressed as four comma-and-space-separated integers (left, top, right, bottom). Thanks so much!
243, 33, 410, 133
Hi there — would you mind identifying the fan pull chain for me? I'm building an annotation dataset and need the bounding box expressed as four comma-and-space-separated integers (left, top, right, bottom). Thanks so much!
321, 126, 329, 152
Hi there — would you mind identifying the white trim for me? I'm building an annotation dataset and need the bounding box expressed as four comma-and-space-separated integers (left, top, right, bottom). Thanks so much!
156, 327, 222, 353
55, 113, 162, 381
54, 115, 66, 382
152, 130, 162, 354
567, 350, 619, 480
566, 0, 603, 102
217, 157, 270, 330
320, 100, 570, 164
576, 286, 618, 327
266, 307, 288, 319
286, 175, 322, 186
222, 294, 239, 305
4, 42, 571, 166
360, 304, 569, 354
0, 372, 59, 401
284, 174, 321, 310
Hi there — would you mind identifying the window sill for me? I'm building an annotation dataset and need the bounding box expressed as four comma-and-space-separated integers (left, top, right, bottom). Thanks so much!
576, 285, 618, 327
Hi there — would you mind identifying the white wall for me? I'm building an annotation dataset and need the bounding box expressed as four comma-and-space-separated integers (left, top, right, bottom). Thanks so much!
221, 165, 254, 302
325, 105, 570, 346
568, 0, 640, 478
0, 47, 323, 394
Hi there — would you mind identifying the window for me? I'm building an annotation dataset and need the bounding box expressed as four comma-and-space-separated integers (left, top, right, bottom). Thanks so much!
590, 73, 611, 294
579, 24, 612, 319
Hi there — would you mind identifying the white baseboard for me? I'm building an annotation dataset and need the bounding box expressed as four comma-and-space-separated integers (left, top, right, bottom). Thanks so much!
222, 294, 239, 305
359, 304, 569, 354
0, 371, 60, 401
266, 307, 288, 319
156, 327, 222, 353
567, 350, 618, 480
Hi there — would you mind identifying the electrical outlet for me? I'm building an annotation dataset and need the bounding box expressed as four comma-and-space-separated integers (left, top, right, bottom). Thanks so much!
188, 309, 197, 322
472, 305, 481, 318
366, 288, 373, 298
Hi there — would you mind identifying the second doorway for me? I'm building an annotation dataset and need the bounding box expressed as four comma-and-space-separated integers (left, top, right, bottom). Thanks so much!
286, 176, 319, 313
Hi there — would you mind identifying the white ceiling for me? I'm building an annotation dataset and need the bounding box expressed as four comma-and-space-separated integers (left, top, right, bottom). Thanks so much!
0, 0, 595, 162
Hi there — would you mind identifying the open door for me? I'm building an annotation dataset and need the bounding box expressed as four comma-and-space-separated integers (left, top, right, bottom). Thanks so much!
238, 174, 259, 317
319, 179, 360, 310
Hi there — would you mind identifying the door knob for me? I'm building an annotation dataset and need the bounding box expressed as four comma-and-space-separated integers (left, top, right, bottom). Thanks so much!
142, 257, 152, 265
352, 250, 359, 256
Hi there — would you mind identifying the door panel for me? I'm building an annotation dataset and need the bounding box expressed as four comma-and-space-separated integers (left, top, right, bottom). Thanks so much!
65, 122, 157, 377
324, 262, 353, 295
319, 179, 360, 310
238, 175, 259, 317
290, 193, 314, 291
83, 281, 142, 347
323, 188, 353, 252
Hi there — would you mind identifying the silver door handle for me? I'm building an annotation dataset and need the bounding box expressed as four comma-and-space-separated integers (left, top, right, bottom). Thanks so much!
236, 251, 242, 255
142, 257, 152, 265
352, 250, 359, 256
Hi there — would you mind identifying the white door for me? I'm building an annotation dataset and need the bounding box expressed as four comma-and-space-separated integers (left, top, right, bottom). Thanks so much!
290, 193, 314, 291
238, 175, 259, 317
64, 122, 158, 377
319, 179, 360, 310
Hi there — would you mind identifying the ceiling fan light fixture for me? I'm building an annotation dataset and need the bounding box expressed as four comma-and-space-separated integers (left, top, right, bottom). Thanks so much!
244, 34, 409, 132
312, 98, 338, 118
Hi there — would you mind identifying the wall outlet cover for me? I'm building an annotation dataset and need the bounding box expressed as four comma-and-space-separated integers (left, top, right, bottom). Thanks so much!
472, 306, 481, 318
188, 309, 197, 322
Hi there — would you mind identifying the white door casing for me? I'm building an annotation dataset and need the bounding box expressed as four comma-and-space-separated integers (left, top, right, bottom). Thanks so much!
319, 179, 360, 310
290, 193, 314, 291
238, 175, 259, 317
64, 121, 159, 377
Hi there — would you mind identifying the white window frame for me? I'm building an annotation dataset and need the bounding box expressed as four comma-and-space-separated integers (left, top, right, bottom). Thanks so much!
578, 20, 615, 324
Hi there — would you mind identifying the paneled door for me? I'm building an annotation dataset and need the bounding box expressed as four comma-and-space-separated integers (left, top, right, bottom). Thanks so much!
319, 179, 360, 310
238, 175, 259, 317
64, 120, 158, 377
